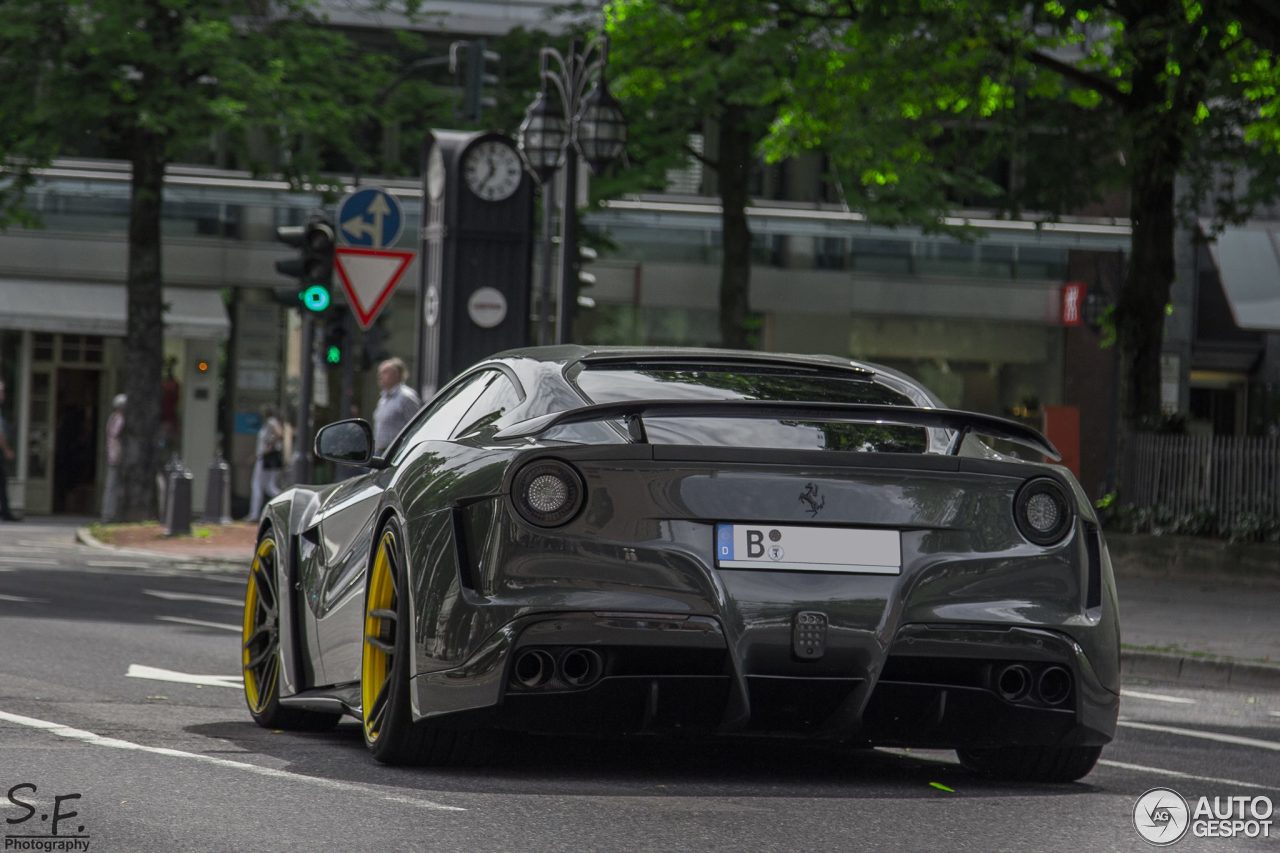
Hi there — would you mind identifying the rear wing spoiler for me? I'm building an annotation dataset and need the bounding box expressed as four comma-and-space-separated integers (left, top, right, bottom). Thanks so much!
493, 399, 1061, 460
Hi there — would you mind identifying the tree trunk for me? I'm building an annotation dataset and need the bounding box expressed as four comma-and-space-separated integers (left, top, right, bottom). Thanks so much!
717, 104, 754, 349
1115, 36, 1186, 433
120, 131, 166, 520
1116, 163, 1176, 430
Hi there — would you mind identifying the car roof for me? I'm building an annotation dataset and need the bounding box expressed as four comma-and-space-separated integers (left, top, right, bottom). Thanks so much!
493, 344, 879, 375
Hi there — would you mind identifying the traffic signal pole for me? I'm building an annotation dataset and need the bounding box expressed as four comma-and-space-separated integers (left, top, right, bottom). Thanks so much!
555, 142, 579, 344
274, 214, 335, 488
292, 313, 316, 485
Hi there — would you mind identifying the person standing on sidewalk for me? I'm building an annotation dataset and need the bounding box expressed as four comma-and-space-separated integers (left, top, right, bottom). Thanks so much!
248, 405, 284, 519
372, 357, 421, 456
0, 380, 18, 521
101, 393, 126, 523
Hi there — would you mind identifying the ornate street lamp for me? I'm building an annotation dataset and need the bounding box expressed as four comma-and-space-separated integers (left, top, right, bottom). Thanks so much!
518, 88, 567, 183
517, 36, 628, 345
575, 78, 627, 173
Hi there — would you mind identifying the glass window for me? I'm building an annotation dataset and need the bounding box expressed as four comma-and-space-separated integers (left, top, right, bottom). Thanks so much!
388, 371, 494, 463
570, 363, 925, 453
452, 373, 523, 438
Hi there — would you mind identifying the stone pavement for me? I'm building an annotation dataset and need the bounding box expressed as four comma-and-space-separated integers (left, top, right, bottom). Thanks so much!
4, 514, 1278, 689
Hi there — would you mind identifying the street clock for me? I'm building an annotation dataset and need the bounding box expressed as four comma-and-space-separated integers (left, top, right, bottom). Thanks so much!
415, 130, 535, 396
462, 138, 524, 201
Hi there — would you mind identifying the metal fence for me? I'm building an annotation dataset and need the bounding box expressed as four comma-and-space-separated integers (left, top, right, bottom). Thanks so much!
1122, 432, 1280, 529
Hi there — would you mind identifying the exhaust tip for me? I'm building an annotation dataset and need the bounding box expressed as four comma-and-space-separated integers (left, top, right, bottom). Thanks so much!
513, 649, 554, 689
559, 648, 603, 687
1037, 666, 1072, 706
995, 664, 1032, 703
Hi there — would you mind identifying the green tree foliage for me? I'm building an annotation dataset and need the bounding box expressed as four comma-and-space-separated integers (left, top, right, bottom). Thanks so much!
764, 0, 1280, 429
605, 0, 817, 349
0, 0, 424, 519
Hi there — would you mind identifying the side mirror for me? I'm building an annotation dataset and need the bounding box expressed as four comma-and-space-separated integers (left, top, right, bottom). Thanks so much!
315, 419, 378, 467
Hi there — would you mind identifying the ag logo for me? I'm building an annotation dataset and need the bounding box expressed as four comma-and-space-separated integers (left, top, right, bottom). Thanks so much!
1134, 787, 1190, 845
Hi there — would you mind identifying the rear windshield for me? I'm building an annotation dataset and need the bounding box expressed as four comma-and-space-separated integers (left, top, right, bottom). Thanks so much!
568, 364, 927, 453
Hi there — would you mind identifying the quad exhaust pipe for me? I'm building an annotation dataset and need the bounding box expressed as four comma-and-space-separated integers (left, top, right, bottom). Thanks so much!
1036, 666, 1071, 706
513, 649, 555, 689
559, 648, 604, 687
995, 664, 1032, 702
994, 663, 1072, 706
511, 647, 604, 689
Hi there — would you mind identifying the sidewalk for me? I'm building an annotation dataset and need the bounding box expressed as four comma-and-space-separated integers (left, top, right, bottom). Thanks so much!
1117, 574, 1280, 689
24, 516, 1280, 690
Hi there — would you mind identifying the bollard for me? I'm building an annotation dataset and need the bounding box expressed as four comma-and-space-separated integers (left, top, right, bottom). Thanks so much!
157, 453, 180, 519
164, 459, 194, 536
203, 453, 232, 525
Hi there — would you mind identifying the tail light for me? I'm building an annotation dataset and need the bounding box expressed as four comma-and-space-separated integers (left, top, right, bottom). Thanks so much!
1014, 478, 1073, 545
511, 459, 585, 527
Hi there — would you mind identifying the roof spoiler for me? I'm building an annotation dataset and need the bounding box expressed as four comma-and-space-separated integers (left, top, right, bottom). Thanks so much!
493, 399, 1061, 460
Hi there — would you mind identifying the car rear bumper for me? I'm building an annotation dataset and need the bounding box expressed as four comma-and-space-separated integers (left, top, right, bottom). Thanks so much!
409, 613, 1118, 747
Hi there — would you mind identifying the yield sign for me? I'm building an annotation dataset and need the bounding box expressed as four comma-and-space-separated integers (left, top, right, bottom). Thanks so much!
334, 247, 416, 329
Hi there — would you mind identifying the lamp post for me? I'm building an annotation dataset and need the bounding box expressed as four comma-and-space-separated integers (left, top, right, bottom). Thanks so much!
517, 36, 627, 345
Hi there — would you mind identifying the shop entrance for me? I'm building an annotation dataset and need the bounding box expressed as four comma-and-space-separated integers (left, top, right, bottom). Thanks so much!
52, 368, 101, 514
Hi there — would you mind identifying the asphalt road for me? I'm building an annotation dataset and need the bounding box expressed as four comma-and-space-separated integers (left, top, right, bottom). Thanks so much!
0, 526, 1276, 852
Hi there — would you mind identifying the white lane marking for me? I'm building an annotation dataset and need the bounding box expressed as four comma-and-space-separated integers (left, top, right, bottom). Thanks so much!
1099, 759, 1280, 794
1121, 689, 1196, 705
142, 589, 242, 607
157, 616, 241, 633
0, 709, 464, 812
88, 560, 148, 568
192, 573, 248, 585
1270, 711, 1280, 718
126, 664, 243, 689
0, 557, 58, 565
0, 594, 47, 603
1119, 720, 1280, 752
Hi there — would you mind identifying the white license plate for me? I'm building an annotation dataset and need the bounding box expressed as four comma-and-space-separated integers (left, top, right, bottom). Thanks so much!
714, 523, 901, 574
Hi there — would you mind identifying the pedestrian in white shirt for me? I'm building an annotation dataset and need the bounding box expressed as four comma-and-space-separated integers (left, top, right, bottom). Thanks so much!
372, 358, 421, 455
101, 393, 126, 522
248, 405, 284, 519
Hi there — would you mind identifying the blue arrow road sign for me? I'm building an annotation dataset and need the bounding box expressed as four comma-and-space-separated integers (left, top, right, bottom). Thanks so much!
337, 187, 404, 248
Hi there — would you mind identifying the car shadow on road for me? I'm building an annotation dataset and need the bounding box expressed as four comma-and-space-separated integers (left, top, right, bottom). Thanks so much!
189, 720, 1102, 800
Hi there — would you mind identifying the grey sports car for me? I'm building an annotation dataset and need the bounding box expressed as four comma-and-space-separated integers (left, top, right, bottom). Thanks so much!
241, 346, 1119, 781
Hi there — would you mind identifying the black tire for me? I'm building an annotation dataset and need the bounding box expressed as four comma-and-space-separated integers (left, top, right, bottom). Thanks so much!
361, 520, 491, 766
956, 745, 1102, 783
242, 531, 340, 732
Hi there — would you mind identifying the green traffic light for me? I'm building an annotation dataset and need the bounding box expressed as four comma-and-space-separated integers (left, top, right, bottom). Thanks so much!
326, 345, 342, 365
299, 284, 330, 313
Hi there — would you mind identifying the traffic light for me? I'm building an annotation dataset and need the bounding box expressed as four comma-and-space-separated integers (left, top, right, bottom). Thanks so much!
457, 39, 499, 123
275, 214, 336, 313
323, 317, 346, 366
574, 244, 599, 310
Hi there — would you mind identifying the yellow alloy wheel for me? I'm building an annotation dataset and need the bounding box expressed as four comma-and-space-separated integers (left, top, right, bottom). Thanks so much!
362, 529, 399, 744
242, 537, 280, 714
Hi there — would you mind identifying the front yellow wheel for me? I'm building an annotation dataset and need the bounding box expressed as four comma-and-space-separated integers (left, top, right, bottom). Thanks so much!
243, 537, 280, 716
362, 529, 399, 745
241, 530, 338, 731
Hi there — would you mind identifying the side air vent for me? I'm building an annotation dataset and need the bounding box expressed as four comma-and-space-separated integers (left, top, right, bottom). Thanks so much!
1084, 522, 1103, 610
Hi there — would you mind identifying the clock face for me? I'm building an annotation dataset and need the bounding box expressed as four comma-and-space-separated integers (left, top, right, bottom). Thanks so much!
463, 139, 524, 202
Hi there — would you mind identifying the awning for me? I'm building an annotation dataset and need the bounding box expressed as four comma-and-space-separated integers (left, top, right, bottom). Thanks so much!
1203, 223, 1280, 331
0, 280, 229, 340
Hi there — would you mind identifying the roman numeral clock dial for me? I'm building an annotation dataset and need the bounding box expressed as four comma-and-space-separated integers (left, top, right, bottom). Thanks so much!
462, 139, 524, 202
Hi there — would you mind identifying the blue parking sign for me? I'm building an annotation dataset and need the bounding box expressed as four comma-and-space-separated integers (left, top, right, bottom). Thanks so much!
337, 187, 404, 248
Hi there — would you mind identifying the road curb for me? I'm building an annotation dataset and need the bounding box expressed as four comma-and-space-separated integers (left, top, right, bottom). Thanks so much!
1122, 649, 1280, 690
75, 526, 248, 571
